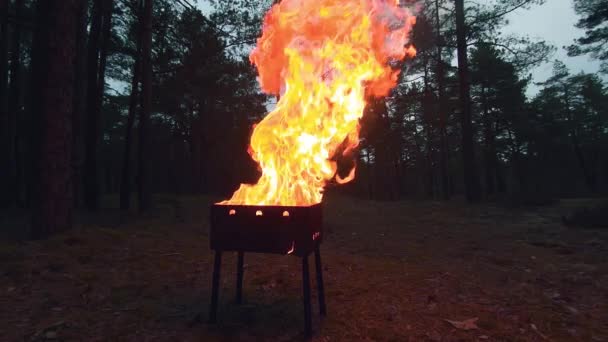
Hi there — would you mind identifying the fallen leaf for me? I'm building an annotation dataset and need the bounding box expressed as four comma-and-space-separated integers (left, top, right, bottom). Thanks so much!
444, 317, 479, 330
425, 330, 442, 341
531, 324, 548, 340
565, 305, 579, 315
261, 281, 277, 291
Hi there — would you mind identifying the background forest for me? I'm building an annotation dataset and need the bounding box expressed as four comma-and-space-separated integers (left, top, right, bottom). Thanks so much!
0, 0, 607, 237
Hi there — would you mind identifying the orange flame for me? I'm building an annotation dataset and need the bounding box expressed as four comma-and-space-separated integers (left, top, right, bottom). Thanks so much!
221, 0, 416, 206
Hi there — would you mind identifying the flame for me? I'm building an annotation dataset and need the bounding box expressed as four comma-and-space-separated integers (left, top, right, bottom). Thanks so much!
221, 0, 416, 206
287, 241, 296, 254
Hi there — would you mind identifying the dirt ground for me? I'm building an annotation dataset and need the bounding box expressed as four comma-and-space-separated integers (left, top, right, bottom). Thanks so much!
1, 195, 607, 341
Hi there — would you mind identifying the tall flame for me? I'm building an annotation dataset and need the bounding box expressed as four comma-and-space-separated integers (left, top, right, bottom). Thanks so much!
221, 0, 416, 206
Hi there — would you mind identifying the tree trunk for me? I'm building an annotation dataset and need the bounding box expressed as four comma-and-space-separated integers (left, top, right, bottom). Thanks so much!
97, 0, 113, 105
564, 86, 594, 192
588, 148, 599, 191
72, 0, 88, 208
365, 148, 373, 199
190, 117, 202, 193
12, 0, 27, 207
137, 0, 153, 212
481, 84, 495, 196
435, 0, 450, 201
506, 128, 526, 193
495, 119, 506, 193
7, 0, 23, 208
120, 0, 144, 210
30, 0, 78, 239
422, 63, 434, 199
83, 0, 113, 211
0, 0, 9, 207
455, 0, 481, 202
84, 0, 103, 211
570, 129, 593, 191
373, 99, 395, 200
604, 158, 608, 192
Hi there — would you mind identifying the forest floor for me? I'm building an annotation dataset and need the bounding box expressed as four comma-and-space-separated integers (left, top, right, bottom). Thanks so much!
1, 195, 607, 341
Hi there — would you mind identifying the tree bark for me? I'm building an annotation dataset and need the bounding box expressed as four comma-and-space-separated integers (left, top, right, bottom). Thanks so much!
138, 0, 153, 212
97, 0, 113, 106
7, 0, 26, 207
494, 119, 506, 193
373, 99, 395, 200
455, 0, 481, 202
435, 0, 450, 200
422, 62, 435, 198
30, 0, 78, 239
120, 0, 144, 210
7, 0, 23, 208
0, 0, 9, 207
84, 0, 113, 211
564, 86, 595, 192
481, 84, 495, 196
420, 58, 435, 198
72, 0, 88, 208
84, 0, 103, 211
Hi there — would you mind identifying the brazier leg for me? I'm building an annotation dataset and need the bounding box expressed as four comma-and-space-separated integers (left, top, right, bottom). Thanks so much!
302, 255, 312, 338
314, 246, 326, 316
208, 250, 222, 324
236, 251, 244, 304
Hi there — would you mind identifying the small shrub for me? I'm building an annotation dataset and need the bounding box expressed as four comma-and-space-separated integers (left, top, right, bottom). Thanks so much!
562, 202, 608, 229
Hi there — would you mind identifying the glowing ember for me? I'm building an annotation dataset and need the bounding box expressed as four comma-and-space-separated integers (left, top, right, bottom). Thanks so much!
221, 0, 416, 206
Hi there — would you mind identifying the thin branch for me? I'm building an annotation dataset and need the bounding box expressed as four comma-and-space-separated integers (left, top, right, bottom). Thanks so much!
467, 40, 549, 70
180, 0, 195, 8
175, 0, 194, 10
469, 0, 535, 27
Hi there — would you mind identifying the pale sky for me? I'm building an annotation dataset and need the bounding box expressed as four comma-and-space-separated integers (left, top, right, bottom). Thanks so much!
502, 0, 605, 93
192, 0, 604, 96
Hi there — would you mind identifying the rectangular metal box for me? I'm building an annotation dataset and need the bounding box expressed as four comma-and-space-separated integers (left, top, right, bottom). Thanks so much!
209, 203, 323, 256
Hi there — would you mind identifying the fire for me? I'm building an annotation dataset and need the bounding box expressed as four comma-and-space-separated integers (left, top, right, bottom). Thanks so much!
221, 0, 416, 206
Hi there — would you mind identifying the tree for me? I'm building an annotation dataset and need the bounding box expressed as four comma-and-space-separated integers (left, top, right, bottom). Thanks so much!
30, 0, 80, 238
455, 0, 481, 202
72, 0, 88, 208
137, 0, 153, 212
0, 0, 24, 208
0, 0, 9, 207
102, 1, 267, 202
434, 0, 450, 200
568, 0, 608, 74
403, 14, 437, 198
360, 97, 400, 200
84, 0, 114, 211
470, 44, 528, 196
534, 60, 608, 192
120, 0, 144, 210
208, 0, 273, 55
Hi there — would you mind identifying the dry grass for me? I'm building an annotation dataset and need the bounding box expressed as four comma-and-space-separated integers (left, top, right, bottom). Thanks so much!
1, 195, 607, 341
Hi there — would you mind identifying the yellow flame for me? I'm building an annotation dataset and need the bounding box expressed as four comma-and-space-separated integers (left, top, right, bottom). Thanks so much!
221, 0, 416, 206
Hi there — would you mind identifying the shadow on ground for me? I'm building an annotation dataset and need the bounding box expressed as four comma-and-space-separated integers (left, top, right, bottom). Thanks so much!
1, 195, 607, 341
